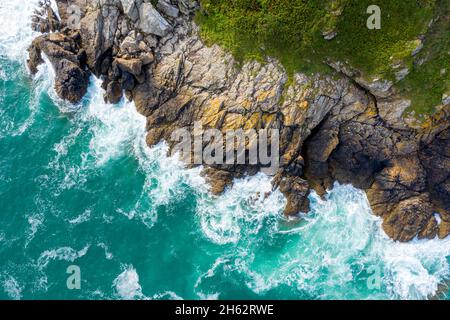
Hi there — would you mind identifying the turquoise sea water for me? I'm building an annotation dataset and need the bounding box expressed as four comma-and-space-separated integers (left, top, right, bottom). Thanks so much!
0, 0, 450, 300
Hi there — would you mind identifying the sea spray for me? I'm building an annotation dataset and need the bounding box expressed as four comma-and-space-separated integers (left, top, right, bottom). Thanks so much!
0, 0, 449, 301
113, 265, 144, 300
195, 183, 450, 299
196, 173, 286, 245
0, 0, 40, 61
2, 56, 450, 300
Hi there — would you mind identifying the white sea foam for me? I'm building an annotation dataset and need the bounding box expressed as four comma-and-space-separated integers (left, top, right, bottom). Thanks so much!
196, 173, 286, 245
0, 52, 56, 140
36, 76, 204, 229
97, 242, 114, 260
73, 79, 206, 228
198, 183, 450, 300
152, 291, 184, 300
382, 237, 450, 299
194, 256, 231, 290
197, 292, 220, 300
113, 265, 144, 300
68, 209, 92, 225
0, 0, 40, 62
194, 256, 230, 300
0, 1, 70, 139
25, 212, 44, 247
82, 79, 144, 167
1, 275, 23, 300
37, 245, 90, 269
46, 77, 450, 300
2, 1, 448, 300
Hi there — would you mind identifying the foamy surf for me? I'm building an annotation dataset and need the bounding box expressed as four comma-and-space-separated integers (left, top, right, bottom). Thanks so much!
1, 275, 23, 300
196, 183, 450, 299
37, 245, 90, 269
0, 0, 40, 62
196, 173, 286, 245
6, 72, 450, 300
0, 0, 449, 301
113, 265, 144, 300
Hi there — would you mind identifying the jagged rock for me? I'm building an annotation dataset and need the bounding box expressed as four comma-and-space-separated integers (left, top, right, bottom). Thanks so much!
27, 45, 44, 74
328, 61, 395, 98
367, 157, 427, 216
157, 0, 179, 18
201, 168, 237, 195
277, 175, 310, 216
419, 217, 438, 240
79, 0, 120, 75
120, 0, 143, 22
54, 59, 89, 103
177, 0, 199, 15
322, 30, 337, 40
27, 31, 89, 103
27, 0, 450, 243
419, 121, 450, 227
56, 0, 88, 23
121, 71, 136, 91
133, 81, 159, 116
105, 80, 123, 104
31, 1, 60, 33
115, 57, 143, 76
395, 68, 410, 81
377, 98, 411, 127
439, 221, 450, 239
139, 3, 172, 37
382, 194, 436, 242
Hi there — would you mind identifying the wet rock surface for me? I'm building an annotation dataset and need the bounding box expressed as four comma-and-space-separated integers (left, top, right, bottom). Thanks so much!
28, 0, 450, 242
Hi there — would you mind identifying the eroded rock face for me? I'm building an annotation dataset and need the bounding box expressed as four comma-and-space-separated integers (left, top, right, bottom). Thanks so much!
28, 29, 89, 103
27, 0, 450, 242
139, 2, 172, 37
31, 0, 60, 33
157, 0, 179, 18
121, 0, 143, 22
79, 0, 121, 75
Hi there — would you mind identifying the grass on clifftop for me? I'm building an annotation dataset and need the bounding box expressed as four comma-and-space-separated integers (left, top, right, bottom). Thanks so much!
196, 0, 450, 119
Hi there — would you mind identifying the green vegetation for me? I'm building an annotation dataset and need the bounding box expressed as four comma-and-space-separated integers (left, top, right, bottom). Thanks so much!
399, 6, 450, 118
196, 0, 450, 118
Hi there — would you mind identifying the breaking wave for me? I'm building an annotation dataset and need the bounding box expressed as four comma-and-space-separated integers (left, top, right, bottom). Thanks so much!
196, 183, 450, 299
0, 0, 449, 301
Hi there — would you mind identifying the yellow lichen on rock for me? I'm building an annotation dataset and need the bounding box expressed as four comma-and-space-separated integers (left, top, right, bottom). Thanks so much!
201, 97, 226, 128
222, 113, 245, 131
244, 113, 261, 130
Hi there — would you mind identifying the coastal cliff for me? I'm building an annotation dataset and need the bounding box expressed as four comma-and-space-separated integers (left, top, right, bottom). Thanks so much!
27, 0, 450, 242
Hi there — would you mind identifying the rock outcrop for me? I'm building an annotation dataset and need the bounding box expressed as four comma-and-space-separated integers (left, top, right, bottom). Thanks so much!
28, 29, 89, 103
27, 0, 450, 242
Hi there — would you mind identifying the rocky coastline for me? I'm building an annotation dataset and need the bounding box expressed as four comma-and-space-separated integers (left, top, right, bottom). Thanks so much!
27, 0, 450, 242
